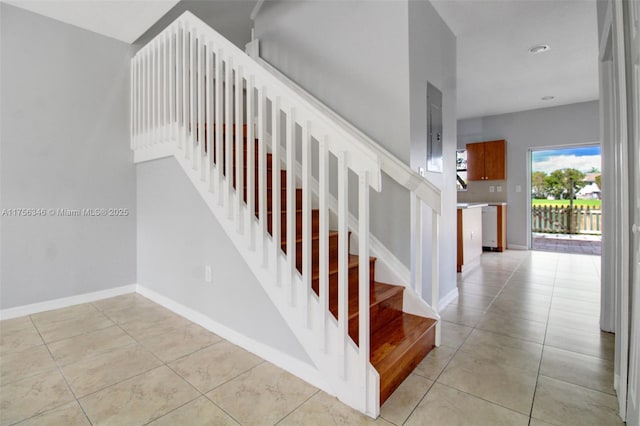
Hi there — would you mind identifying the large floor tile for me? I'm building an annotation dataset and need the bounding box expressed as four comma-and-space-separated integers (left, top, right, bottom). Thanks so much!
476, 311, 547, 344
488, 300, 550, 323
440, 321, 473, 349
17, 401, 90, 426
0, 320, 44, 355
61, 344, 163, 397
413, 345, 457, 380
0, 369, 75, 426
547, 310, 601, 333
438, 349, 538, 414
544, 324, 614, 361
0, 344, 57, 384
531, 376, 623, 426
404, 383, 529, 426
456, 282, 503, 298
169, 340, 263, 393
460, 329, 543, 373
455, 293, 495, 310
33, 309, 114, 343
380, 374, 433, 425
207, 362, 317, 426
279, 391, 390, 426
550, 296, 600, 316
139, 322, 222, 362
540, 346, 615, 395
31, 303, 113, 343
148, 396, 238, 426
79, 366, 199, 426
118, 312, 191, 341
103, 303, 181, 326
441, 304, 485, 327
48, 325, 135, 365
92, 293, 156, 314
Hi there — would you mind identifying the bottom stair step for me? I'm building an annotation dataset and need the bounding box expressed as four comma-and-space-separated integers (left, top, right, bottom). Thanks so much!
371, 313, 437, 405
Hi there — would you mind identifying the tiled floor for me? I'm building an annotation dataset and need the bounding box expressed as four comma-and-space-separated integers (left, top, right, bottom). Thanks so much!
0, 250, 622, 425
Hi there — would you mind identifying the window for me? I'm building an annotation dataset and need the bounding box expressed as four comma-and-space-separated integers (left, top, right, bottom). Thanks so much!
457, 149, 468, 190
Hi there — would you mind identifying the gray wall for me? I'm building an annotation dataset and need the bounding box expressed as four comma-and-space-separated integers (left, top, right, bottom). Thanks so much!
0, 4, 136, 309
136, 157, 311, 363
408, 0, 458, 303
457, 100, 600, 248
254, 0, 458, 302
133, 0, 256, 50
255, 0, 413, 267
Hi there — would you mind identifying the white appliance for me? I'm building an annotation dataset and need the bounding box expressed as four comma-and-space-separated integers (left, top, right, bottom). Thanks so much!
482, 205, 498, 249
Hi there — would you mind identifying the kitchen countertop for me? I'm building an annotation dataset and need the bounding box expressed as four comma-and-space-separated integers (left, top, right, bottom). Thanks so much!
456, 202, 489, 209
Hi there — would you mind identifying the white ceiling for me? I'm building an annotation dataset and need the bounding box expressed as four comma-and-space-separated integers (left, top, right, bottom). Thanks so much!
5, 0, 599, 120
4, 0, 180, 43
431, 0, 600, 119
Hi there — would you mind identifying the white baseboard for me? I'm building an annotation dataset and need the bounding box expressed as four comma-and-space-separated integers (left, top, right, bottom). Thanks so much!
136, 284, 332, 396
439, 287, 459, 311
0, 284, 137, 320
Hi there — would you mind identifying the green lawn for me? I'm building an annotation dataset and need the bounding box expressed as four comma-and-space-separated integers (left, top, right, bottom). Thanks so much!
532, 199, 601, 208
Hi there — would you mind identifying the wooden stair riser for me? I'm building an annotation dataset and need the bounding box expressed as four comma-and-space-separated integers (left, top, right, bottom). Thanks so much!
379, 328, 435, 403
349, 298, 403, 346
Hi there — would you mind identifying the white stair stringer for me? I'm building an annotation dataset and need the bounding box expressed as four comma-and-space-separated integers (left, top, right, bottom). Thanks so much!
135, 137, 381, 417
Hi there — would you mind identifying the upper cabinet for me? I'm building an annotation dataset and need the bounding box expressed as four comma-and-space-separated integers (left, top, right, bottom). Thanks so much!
466, 139, 506, 181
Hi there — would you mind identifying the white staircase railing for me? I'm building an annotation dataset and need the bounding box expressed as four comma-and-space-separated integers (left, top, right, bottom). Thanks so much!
131, 11, 441, 418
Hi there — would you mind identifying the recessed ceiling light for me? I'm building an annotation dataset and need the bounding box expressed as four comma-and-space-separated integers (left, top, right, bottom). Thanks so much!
541, 96, 555, 101
529, 44, 550, 54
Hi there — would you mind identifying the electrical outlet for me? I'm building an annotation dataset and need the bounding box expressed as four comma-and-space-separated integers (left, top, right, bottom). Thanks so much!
418, 167, 425, 177
497, 186, 502, 192
489, 186, 495, 193
205, 265, 212, 283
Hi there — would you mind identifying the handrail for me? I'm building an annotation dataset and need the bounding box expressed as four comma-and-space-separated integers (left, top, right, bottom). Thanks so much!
253, 57, 442, 215
134, 11, 382, 191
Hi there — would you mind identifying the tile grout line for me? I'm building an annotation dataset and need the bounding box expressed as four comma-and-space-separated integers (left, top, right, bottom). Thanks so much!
26, 315, 95, 426
401, 252, 530, 424
526, 258, 560, 425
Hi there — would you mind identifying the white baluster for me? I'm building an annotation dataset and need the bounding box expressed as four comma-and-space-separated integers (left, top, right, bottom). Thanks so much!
286, 107, 297, 304
412, 193, 423, 298
301, 122, 312, 326
190, 30, 197, 166
318, 136, 329, 351
176, 26, 183, 148
337, 150, 349, 379
155, 39, 160, 143
358, 170, 371, 412
271, 96, 282, 282
170, 29, 176, 140
130, 58, 135, 149
235, 65, 244, 232
145, 48, 151, 147
258, 87, 268, 264
182, 26, 188, 149
205, 42, 213, 189
198, 37, 205, 178
225, 56, 234, 217
245, 75, 256, 249
163, 32, 168, 141
215, 49, 224, 205
432, 210, 440, 346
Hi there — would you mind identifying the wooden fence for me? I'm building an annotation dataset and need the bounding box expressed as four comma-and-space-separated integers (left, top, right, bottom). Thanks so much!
532, 205, 602, 235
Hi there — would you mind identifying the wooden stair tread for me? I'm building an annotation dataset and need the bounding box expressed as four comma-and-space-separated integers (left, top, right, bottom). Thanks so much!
281, 228, 338, 246
371, 313, 437, 372
310, 254, 376, 281
344, 282, 403, 320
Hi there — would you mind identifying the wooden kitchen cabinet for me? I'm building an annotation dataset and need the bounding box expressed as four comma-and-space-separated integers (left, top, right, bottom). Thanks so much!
466, 140, 506, 181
